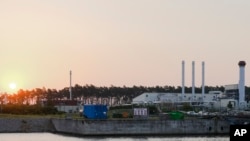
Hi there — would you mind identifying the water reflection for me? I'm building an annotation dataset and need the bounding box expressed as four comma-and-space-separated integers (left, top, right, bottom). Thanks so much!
0, 133, 229, 141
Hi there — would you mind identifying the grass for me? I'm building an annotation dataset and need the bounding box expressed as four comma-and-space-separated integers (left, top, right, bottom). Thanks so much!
108, 109, 133, 118
0, 108, 159, 120
0, 113, 78, 119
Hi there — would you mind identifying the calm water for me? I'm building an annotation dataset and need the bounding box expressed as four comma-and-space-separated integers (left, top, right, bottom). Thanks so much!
0, 133, 229, 141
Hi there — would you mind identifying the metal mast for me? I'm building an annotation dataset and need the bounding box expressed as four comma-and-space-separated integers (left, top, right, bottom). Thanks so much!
69, 70, 72, 100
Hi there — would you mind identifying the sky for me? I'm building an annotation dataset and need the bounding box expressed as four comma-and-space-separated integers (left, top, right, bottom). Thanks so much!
0, 0, 250, 93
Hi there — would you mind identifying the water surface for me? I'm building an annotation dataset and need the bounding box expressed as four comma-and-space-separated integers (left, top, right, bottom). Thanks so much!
0, 133, 229, 141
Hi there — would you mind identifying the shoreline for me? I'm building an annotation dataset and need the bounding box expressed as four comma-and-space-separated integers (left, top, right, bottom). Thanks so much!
0, 118, 230, 136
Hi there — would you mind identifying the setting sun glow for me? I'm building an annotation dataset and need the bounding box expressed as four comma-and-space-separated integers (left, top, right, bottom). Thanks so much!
9, 83, 17, 90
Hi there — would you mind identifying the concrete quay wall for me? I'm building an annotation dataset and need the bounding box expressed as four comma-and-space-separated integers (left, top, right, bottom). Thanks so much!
51, 119, 230, 136
0, 118, 54, 133
0, 118, 230, 135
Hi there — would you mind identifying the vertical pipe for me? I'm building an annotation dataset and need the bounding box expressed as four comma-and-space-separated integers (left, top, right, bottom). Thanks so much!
192, 61, 195, 100
238, 61, 246, 106
70, 70, 72, 100
202, 61, 205, 101
182, 61, 185, 97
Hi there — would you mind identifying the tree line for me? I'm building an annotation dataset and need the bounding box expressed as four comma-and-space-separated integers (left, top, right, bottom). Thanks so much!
0, 84, 245, 105
1, 84, 250, 115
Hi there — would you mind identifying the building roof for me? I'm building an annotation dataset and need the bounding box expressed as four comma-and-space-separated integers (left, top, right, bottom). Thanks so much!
132, 92, 222, 104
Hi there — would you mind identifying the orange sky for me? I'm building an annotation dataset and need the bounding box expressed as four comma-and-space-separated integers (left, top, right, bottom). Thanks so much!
1, 0, 250, 93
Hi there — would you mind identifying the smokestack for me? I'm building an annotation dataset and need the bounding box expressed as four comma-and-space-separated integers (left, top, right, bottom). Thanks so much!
238, 61, 246, 106
192, 61, 195, 100
69, 70, 72, 100
202, 61, 205, 100
182, 61, 185, 97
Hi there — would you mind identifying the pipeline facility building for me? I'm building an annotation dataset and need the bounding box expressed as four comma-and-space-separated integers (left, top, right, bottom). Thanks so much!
132, 61, 249, 111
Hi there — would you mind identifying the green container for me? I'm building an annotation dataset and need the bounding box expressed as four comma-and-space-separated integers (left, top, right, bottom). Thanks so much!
169, 111, 184, 120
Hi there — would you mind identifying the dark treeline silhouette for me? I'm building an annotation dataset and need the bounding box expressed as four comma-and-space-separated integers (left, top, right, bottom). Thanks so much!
1, 84, 250, 115
1, 84, 250, 106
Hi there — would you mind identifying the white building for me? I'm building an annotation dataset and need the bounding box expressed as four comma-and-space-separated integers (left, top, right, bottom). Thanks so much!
132, 90, 249, 111
132, 91, 225, 109
54, 100, 82, 113
133, 91, 222, 103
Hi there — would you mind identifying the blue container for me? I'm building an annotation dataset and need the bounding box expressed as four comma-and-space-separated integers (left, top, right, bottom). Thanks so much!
83, 105, 108, 119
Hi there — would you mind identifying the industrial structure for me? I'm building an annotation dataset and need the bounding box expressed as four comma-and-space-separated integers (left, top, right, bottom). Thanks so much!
132, 61, 249, 111
69, 70, 72, 101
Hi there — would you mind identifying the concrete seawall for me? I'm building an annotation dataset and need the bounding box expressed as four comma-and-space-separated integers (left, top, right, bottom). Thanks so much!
0, 118, 54, 133
52, 119, 229, 136
0, 118, 230, 136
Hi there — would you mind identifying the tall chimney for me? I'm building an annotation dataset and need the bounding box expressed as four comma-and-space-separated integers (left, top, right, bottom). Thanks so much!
182, 61, 185, 97
238, 61, 246, 107
192, 61, 195, 100
69, 70, 72, 100
202, 61, 205, 100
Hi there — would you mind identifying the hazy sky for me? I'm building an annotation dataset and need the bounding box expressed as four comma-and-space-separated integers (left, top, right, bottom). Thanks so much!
1, 0, 250, 93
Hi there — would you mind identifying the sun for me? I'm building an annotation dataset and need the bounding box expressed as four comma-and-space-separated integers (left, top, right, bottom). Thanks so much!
9, 83, 17, 90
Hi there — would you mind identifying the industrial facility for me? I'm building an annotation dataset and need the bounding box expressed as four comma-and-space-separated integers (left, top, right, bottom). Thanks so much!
56, 61, 249, 116
132, 61, 249, 111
